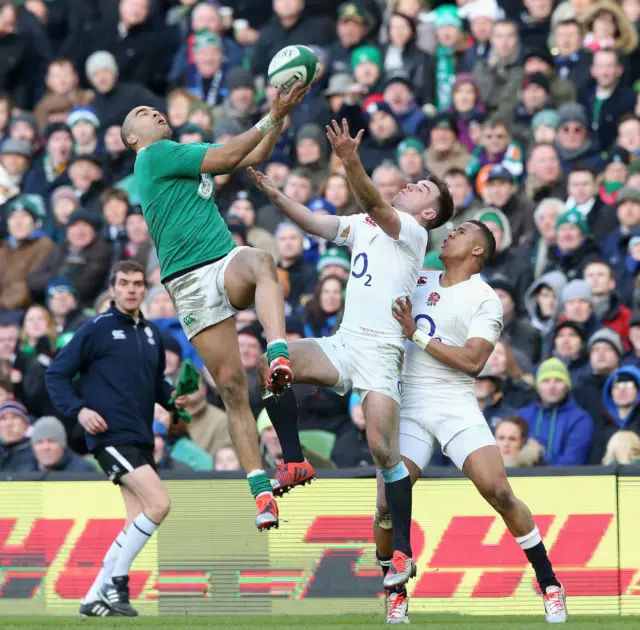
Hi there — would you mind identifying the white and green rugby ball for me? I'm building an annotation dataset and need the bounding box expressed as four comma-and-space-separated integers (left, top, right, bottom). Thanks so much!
268, 45, 319, 93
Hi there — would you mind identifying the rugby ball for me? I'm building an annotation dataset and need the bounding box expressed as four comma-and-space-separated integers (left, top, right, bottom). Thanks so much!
268, 45, 319, 93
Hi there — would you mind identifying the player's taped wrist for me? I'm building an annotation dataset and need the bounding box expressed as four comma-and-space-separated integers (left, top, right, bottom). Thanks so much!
255, 114, 278, 137
412, 329, 431, 351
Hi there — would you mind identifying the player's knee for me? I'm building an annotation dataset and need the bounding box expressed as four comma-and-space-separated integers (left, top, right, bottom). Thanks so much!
217, 367, 249, 410
148, 494, 171, 523
483, 483, 515, 514
369, 441, 394, 469
252, 248, 278, 279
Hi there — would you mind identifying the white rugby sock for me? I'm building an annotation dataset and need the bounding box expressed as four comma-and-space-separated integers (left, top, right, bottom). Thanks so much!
111, 513, 158, 580
515, 526, 542, 550
83, 530, 126, 603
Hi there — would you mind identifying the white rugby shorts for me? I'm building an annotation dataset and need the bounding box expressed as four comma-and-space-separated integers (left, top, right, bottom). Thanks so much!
399, 384, 496, 470
315, 330, 404, 405
165, 247, 247, 340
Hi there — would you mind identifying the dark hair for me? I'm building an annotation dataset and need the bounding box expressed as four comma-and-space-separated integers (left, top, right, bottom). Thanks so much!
443, 167, 468, 180
618, 113, 640, 128
568, 163, 598, 180
0, 376, 13, 395
467, 219, 497, 266
557, 18, 582, 30
486, 116, 511, 135
305, 274, 346, 327
100, 187, 130, 208
496, 415, 529, 441
527, 141, 558, 161
425, 174, 455, 230
108, 260, 147, 287
493, 19, 519, 34
584, 256, 615, 279
49, 57, 76, 71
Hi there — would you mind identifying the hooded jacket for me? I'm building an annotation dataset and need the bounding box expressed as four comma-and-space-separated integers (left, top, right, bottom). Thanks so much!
516, 395, 594, 465
524, 271, 568, 335
580, 0, 639, 55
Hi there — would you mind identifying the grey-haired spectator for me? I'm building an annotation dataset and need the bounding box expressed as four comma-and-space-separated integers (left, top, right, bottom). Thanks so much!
555, 103, 605, 175
9, 112, 38, 145
67, 106, 100, 156
22, 124, 73, 202
28, 209, 112, 308
276, 221, 318, 309
531, 110, 559, 145
518, 198, 563, 280
47, 186, 80, 244
46, 278, 88, 334
425, 112, 468, 180
0, 400, 37, 472
31, 415, 95, 472
371, 161, 403, 203
212, 67, 258, 133
0, 138, 32, 189
0, 195, 54, 310
524, 270, 567, 335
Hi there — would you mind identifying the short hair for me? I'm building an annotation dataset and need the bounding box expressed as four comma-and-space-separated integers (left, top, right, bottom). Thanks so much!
593, 47, 621, 65
109, 260, 147, 287
493, 19, 518, 34
287, 167, 313, 182
100, 187, 129, 207
467, 219, 497, 266
527, 141, 558, 161
496, 416, 529, 441
443, 167, 468, 180
372, 161, 402, 184
568, 163, 598, 180
49, 57, 76, 70
557, 18, 582, 30
426, 174, 455, 230
618, 113, 640, 128
485, 116, 511, 135
120, 116, 132, 151
584, 257, 615, 278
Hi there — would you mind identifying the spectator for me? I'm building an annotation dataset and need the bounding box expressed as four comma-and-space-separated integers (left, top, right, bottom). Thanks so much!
475, 362, 516, 429
100, 187, 129, 263
0, 139, 32, 191
516, 358, 594, 465
0, 195, 54, 310
580, 0, 638, 56
8, 111, 37, 145
46, 278, 89, 335
522, 46, 577, 107
523, 142, 566, 205
494, 415, 544, 467
276, 222, 317, 309
623, 313, 640, 366
66, 155, 106, 215
592, 365, 640, 463
152, 420, 194, 472
228, 192, 278, 262
85, 51, 164, 129
531, 109, 559, 145
448, 74, 485, 153
574, 327, 623, 419
250, 0, 333, 78
28, 209, 112, 308
486, 339, 539, 408
103, 123, 135, 185
257, 168, 312, 234
602, 186, 640, 267
512, 73, 553, 148
328, 2, 372, 76
518, 198, 563, 280
560, 278, 602, 340
0, 0, 30, 109
316, 247, 350, 282
295, 123, 329, 190
598, 146, 630, 206
182, 375, 231, 459
554, 103, 605, 175
214, 443, 242, 471
547, 320, 590, 382
382, 72, 428, 138
350, 45, 384, 94
45, 186, 79, 245
553, 19, 593, 94
524, 270, 568, 336
31, 415, 94, 472
212, 67, 258, 134
0, 400, 37, 472
371, 162, 403, 204
424, 113, 469, 180
459, 0, 504, 72
617, 114, 640, 161
584, 258, 632, 344
320, 172, 359, 217
67, 106, 100, 156
301, 275, 345, 338
474, 19, 523, 120
237, 325, 265, 417
359, 101, 404, 175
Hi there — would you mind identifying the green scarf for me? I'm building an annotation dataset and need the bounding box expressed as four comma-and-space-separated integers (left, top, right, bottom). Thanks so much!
435, 45, 456, 111
603, 180, 625, 194
169, 359, 201, 424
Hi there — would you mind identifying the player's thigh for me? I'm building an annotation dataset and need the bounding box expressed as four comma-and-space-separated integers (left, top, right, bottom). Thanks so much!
120, 464, 170, 516
224, 246, 277, 310
363, 392, 401, 466
190, 317, 249, 406
398, 386, 438, 470
277, 338, 341, 386
462, 440, 512, 499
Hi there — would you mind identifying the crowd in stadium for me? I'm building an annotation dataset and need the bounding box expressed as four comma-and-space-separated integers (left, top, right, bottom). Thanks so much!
1, 0, 640, 474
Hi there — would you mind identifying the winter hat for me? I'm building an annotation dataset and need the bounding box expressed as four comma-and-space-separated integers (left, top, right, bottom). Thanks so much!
338, 2, 369, 24
423, 251, 445, 270
67, 106, 100, 129
557, 103, 589, 129
616, 186, 640, 206
364, 100, 395, 121
325, 73, 356, 96
488, 274, 516, 302
285, 314, 305, 338
0, 138, 32, 158
226, 67, 254, 92
607, 145, 631, 166
536, 358, 572, 389
297, 123, 325, 147
397, 138, 425, 163
68, 153, 103, 170
44, 122, 72, 141
276, 221, 303, 239
194, 30, 222, 51
351, 45, 382, 70
308, 198, 336, 214
430, 112, 458, 136
67, 209, 101, 231
531, 109, 560, 132
486, 164, 514, 183
85, 51, 118, 78
432, 4, 462, 30
452, 73, 480, 100
521, 72, 550, 92
588, 328, 624, 356
6, 195, 46, 224
555, 208, 589, 235
614, 371, 640, 387
266, 149, 292, 168
458, 0, 505, 21
31, 416, 67, 449
317, 247, 351, 273
10, 112, 38, 134
161, 333, 183, 361
523, 47, 554, 68
0, 400, 29, 422
214, 119, 243, 141
50, 186, 79, 209
477, 210, 504, 230
227, 220, 247, 242
46, 278, 76, 300
554, 319, 587, 341
176, 123, 206, 142
383, 69, 414, 91
562, 279, 593, 306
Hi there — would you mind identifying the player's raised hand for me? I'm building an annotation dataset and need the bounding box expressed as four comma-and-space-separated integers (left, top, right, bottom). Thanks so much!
270, 81, 310, 120
78, 407, 108, 435
247, 167, 279, 198
392, 297, 417, 339
326, 118, 364, 160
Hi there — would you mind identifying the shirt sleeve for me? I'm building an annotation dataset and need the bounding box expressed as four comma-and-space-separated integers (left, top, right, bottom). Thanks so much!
148, 141, 209, 179
397, 210, 429, 258
333, 214, 361, 248
466, 295, 504, 345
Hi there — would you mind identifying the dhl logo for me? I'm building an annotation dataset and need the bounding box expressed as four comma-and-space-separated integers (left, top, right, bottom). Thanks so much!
239, 513, 637, 599
0, 518, 207, 600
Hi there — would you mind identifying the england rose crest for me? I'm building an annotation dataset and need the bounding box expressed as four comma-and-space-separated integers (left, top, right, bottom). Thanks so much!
427, 292, 440, 306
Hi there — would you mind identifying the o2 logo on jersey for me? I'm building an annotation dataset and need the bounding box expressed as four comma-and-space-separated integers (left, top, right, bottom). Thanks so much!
197, 173, 214, 199
351, 252, 372, 287
415, 313, 442, 342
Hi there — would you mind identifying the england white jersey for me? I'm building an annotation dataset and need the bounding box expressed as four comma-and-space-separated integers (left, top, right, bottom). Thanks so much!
403, 271, 503, 390
334, 211, 428, 347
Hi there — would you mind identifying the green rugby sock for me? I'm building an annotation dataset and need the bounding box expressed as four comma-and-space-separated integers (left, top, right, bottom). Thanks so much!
248, 470, 272, 499
267, 339, 289, 363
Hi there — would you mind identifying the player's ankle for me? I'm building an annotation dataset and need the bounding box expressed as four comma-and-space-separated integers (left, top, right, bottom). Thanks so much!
267, 339, 289, 363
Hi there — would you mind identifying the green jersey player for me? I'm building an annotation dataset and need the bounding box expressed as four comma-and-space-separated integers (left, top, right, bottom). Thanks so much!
120, 82, 309, 531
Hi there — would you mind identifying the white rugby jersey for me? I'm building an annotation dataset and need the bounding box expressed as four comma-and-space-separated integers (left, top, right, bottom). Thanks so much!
334, 211, 428, 347
403, 270, 503, 389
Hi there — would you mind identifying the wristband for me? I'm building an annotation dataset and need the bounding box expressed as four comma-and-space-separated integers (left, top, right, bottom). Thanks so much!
255, 114, 278, 138
412, 329, 431, 351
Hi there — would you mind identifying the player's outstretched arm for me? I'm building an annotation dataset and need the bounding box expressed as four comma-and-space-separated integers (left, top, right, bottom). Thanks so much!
392, 297, 494, 377
248, 168, 340, 240
234, 120, 285, 170
326, 119, 401, 239
200, 83, 308, 174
